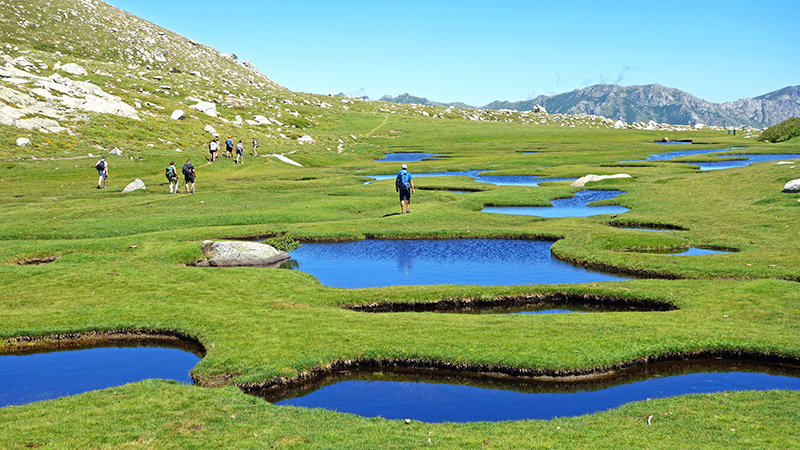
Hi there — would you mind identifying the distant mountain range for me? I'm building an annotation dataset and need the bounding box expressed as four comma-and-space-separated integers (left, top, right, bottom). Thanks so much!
380, 84, 800, 129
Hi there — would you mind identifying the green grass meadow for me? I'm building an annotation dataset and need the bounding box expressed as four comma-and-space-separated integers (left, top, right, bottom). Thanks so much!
3, 108, 800, 449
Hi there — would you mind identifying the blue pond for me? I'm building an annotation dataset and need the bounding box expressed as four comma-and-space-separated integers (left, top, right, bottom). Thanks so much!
633, 247, 731, 256
511, 309, 586, 315
272, 362, 800, 422
282, 239, 628, 288
620, 148, 739, 163
375, 152, 444, 162
362, 170, 576, 187
656, 141, 692, 145
622, 228, 675, 233
0, 346, 200, 407
686, 154, 800, 171
481, 190, 629, 218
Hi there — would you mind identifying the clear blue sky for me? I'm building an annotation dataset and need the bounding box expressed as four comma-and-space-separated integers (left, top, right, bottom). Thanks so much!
106, 0, 798, 105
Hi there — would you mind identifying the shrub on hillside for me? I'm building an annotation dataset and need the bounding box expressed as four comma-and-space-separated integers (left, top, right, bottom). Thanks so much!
759, 117, 800, 142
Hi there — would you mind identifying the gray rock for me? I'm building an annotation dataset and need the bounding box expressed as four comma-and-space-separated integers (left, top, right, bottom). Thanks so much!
0, 85, 35, 106
122, 179, 146, 193
16, 117, 60, 132
783, 179, 800, 193
16, 137, 31, 147
203, 124, 218, 136
199, 240, 290, 268
61, 63, 87, 76
571, 174, 632, 188
297, 135, 315, 145
170, 109, 186, 120
109, 148, 124, 157
190, 101, 217, 117
78, 95, 140, 120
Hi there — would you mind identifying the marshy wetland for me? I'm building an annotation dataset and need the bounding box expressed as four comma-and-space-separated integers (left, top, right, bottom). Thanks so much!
2, 73, 800, 450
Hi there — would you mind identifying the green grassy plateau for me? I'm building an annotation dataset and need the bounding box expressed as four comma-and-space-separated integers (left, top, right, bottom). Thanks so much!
2, 1, 800, 448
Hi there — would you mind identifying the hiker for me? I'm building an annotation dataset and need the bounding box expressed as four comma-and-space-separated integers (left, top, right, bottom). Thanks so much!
95, 156, 108, 189
209, 137, 220, 162
166, 161, 179, 194
395, 163, 415, 214
236, 140, 244, 164
252, 137, 258, 156
225, 136, 234, 158
183, 158, 196, 194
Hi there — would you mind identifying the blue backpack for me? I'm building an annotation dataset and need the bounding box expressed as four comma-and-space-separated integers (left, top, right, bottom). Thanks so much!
397, 170, 411, 189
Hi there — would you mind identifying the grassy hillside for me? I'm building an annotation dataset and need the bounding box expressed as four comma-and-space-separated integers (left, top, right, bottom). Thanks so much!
2, 1, 800, 449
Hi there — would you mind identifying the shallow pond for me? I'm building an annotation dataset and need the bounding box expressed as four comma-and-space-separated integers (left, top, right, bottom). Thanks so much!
629, 247, 731, 256
282, 239, 628, 288
620, 147, 741, 163
655, 141, 692, 145
362, 170, 576, 187
375, 152, 444, 162
266, 360, 800, 422
0, 346, 200, 407
621, 228, 676, 233
481, 190, 629, 218
686, 154, 800, 171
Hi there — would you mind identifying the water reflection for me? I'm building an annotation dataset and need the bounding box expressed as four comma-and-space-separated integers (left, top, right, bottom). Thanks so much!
629, 247, 731, 256
482, 190, 629, 218
620, 148, 739, 163
362, 170, 576, 186
686, 154, 800, 171
1, 345, 200, 407
281, 239, 628, 288
264, 359, 800, 422
375, 153, 444, 162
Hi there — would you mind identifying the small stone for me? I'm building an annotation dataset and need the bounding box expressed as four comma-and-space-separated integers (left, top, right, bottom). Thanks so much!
16, 137, 31, 147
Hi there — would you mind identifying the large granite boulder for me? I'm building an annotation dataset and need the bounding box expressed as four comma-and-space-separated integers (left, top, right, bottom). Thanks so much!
190, 101, 218, 117
198, 240, 290, 268
122, 179, 146, 193
571, 174, 632, 188
783, 179, 800, 193
61, 63, 87, 76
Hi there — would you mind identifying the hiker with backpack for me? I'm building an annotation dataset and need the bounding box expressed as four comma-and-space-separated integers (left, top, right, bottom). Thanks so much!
235, 140, 244, 164
225, 136, 234, 158
252, 137, 258, 156
165, 161, 179, 194
209, 137, 220, 162
395, 163, 415, 214
95, 156, 108, 189
183, 158, 196, 194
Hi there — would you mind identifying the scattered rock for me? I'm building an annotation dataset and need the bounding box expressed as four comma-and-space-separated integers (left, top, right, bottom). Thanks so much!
109, 148, 124, 157
170, 109, 186, 120
16, 137, 31, 147
571, 174, 632, 187
122, 179, 146, 193
203, 124, 218, 136
783, 179, 800, 193
0, 85, 36, 106
60, 63, 87, 76
297, 135, 315, 145
198, 240, 290, 268
191, 101, 217, 117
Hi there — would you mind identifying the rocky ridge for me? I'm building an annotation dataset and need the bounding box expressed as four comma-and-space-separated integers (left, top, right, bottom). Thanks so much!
0, 0, 767, 160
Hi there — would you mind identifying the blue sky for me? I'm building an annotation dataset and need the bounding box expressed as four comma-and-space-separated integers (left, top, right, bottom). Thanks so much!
106, 0, 798, 106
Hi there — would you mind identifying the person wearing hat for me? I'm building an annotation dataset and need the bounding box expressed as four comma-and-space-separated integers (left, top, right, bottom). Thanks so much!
395, 163, 415, 214
95, 155, 108, 189
225, 135, 234, 158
